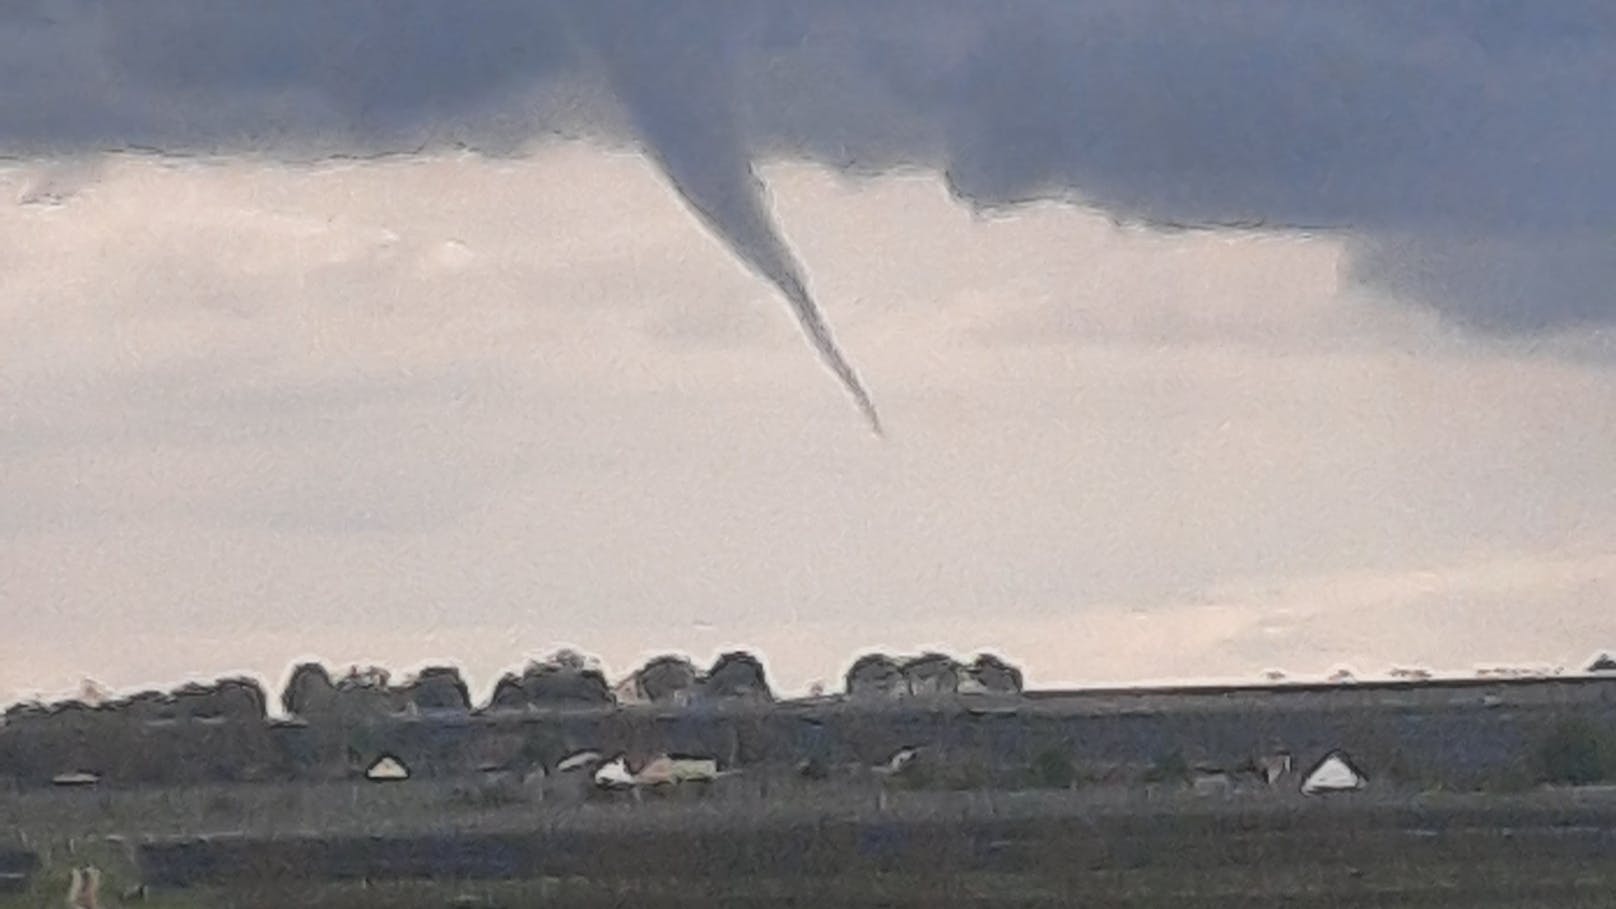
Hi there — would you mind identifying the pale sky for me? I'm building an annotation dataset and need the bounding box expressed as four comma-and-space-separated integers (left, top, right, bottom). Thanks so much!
4, 147, 1614, 704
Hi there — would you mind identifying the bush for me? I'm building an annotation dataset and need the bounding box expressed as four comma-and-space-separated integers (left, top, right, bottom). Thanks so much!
1479, 766, 1535, 794
203, 793, 244, 817
943, 759, 991, 791
1030, 748, 1076, 789
449, 776, 527, 808
892, 761, 933, 790
797, 756, 830, 781
1143, 749, 1190, 785
1539, 718, 1615, 785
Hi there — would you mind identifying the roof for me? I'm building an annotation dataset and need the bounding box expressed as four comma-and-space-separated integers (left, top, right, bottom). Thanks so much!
51, 771, 100, 786
1301, 750, 1367, 794
365, 755, 409, 781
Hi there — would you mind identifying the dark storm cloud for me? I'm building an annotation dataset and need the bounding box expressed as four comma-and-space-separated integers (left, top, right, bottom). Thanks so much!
4, 1, 1613, 416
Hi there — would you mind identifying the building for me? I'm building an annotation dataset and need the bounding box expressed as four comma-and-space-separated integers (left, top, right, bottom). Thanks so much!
50, 771, 100, 787
1301, 751, 1366, 795
636, 754, 721, 785
1191, 769, 1232, 798
365, 755, 410, 782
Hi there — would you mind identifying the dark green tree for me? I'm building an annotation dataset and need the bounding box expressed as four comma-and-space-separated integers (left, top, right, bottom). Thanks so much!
1031, 746, 1076, 789
1539, 717, 1613, 785
1144, 748, 1190, 784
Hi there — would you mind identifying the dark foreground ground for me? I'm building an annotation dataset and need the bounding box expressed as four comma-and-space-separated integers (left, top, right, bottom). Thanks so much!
7, 786, 1616, 906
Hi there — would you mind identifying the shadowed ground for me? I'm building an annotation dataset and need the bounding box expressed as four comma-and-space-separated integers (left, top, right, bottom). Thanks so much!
7, 787, 1616, 906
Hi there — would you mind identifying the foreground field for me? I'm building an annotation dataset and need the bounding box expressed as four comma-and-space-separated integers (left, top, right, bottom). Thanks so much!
6, 785, 1616, 906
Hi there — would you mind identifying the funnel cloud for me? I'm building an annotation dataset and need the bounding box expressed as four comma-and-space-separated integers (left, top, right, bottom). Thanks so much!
4, 1, 1615, 422
564, 3, 882, 431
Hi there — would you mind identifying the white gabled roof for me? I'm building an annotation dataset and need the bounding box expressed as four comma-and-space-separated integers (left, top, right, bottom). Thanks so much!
1301, 751, 1366, 794
888, 747, 919, 771
365, 755, 410, 781
593, 756, 636, 788
52, 771, 100, 786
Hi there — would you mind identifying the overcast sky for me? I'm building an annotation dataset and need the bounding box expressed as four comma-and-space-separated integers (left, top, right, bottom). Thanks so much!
3, 2, 1615, 703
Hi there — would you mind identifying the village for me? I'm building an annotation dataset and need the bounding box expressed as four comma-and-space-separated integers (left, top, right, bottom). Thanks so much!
6, 648, 1616, 798
5, 649, 1616, 903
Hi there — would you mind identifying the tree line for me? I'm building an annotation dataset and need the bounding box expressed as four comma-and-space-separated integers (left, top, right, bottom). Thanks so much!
3, 649, 1026, 726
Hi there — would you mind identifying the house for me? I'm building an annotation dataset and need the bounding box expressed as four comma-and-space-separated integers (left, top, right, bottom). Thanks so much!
1301, 750, 1366, 795
555, 750, 603, 774
1256, 750, 1293, 786
878, 747, 921, 776
871, 747, 924, 811
1191, 769, 1232, 798
636, 754, 721, 785
593, 755, 637, 789
51, 771, 100, 787
546, 751, 604, 802
364, 755, 410, 782
611, 675, 645, 706
592, 752, 721, 789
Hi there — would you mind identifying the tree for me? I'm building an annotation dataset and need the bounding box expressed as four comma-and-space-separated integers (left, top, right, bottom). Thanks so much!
206, 677, 269, 721
965, 654, 1024, 694
281, 662, 336, 717
123, 690, 176, 722
337, 665, 390, 690
636, 654, 699, 704
78, 678, 113, 707
901, 653, 962, 696
332, 665, 399, 716
479, 650, 614, 710
405, 666, 470, 712
845, 653, 903, 698
1031, 747, 1076, 789
544, 648, 599, 673
487, 673, 529, 712
704, 651, 773, 701
1144, 749, 1190, 784
798, 755, 830, 780
1539, 717, 1614, 786
523, 659, 613, 706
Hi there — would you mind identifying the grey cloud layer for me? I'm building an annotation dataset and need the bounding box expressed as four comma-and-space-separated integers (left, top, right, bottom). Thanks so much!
5, 1, 1614, 336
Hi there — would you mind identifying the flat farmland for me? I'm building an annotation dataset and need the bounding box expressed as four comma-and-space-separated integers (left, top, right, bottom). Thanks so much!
6, 784, 1616, 906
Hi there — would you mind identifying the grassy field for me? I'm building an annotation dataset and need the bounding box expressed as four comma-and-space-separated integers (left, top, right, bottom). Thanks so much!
7, 783, 1616, 906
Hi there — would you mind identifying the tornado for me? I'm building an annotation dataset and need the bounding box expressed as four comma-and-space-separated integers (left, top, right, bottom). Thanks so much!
567, 4, 884, 435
